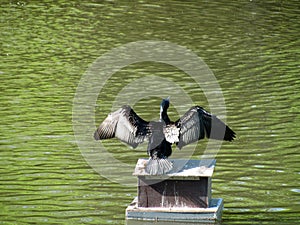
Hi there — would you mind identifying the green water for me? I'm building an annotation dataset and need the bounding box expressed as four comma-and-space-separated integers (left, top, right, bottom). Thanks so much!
1, 1, 299, 224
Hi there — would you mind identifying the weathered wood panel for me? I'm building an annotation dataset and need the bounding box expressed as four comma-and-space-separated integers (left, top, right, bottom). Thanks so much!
138, 177, 210, 208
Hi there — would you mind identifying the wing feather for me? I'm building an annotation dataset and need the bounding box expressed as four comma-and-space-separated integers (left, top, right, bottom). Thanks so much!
201, 109, 236, 141
176, 106, 235, 149
94, 105, 150, 148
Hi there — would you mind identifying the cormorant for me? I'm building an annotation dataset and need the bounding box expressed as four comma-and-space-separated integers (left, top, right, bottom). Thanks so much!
94, 97, 236, 175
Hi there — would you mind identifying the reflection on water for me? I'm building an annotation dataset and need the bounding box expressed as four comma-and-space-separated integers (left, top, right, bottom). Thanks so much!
1, 0, 299, 224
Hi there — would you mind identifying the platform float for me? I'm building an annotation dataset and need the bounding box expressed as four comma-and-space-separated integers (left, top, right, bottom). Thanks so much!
125, 159, 223, 224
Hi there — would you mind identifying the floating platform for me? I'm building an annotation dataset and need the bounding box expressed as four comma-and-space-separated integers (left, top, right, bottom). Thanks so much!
125, 159, 223, 223
126, 197, 223, 224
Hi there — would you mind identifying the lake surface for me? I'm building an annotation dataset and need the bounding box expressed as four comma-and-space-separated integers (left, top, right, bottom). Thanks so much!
1, 1, 299, 224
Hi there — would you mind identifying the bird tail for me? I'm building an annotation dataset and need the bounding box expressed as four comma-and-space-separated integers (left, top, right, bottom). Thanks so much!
145, 158, 173, 175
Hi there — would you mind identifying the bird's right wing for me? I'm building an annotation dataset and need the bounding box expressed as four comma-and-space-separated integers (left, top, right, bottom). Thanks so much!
94, 105, 151, 148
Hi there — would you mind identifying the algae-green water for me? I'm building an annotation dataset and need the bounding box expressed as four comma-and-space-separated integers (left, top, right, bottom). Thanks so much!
1, 1, 299, 224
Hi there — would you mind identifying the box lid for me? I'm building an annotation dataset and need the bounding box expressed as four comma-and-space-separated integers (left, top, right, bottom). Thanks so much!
133, 159, 216, 178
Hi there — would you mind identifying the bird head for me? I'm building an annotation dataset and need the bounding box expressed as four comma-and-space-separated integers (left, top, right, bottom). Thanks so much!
160, 97, 170, 112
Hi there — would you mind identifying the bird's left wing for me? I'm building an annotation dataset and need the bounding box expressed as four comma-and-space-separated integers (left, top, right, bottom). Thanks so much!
94, 105, 150, 148
175, 106, 236, 149
175, 106, 204, 149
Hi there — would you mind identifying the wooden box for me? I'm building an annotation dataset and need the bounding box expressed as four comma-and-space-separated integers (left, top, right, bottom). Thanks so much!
133, 159, 216, 208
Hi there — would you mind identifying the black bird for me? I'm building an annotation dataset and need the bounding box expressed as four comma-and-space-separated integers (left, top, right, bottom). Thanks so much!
94, 98, 236, 175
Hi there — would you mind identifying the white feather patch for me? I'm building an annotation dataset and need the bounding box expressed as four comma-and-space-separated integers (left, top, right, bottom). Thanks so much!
164, 125, 180, 143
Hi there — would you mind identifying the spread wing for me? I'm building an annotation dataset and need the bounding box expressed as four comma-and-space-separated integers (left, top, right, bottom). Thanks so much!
175, 106, 236, 149
94, 105, 151, 148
